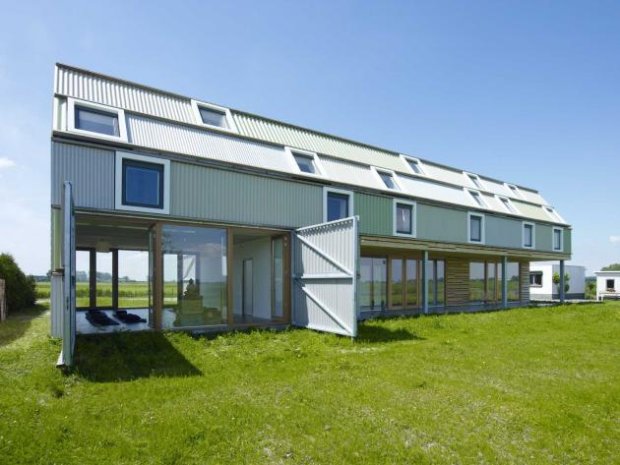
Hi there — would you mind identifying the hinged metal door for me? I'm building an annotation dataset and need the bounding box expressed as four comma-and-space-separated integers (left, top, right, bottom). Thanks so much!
293, 217, 359, 337
59, 181, 76, 367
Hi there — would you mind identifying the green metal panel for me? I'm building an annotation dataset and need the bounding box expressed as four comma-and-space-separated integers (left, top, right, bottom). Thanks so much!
485, 216, 522, 249
564, 228, 572, 254
355, 193, 392, 236
417, 204, 468, 243
536, 224, 553, 251
170, 162, 323, 227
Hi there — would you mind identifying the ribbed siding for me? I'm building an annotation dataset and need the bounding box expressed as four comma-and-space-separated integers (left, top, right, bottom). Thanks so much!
55, 66, 194, 123
50, 273, 63, 338
520, 262, 530, 304
417, 204, 468, 244
51, 142, 115, 209
485, 215, 522, 249
127, 114, 291, 172
355, 193, 392, 236
170, 162, 323, 227
293, 218, 357, 336
445, 257, 469, 306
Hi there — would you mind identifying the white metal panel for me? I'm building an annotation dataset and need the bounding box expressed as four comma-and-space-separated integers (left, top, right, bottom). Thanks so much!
128, 114, 292, 172
59, 182, 76, 367
397, 175, 470, 207
50, 273, 63, 338
293, 217, 358, 337
55, 65, 195, 123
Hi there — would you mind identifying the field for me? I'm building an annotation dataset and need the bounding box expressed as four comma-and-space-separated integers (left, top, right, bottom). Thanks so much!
0, 302, 618, 464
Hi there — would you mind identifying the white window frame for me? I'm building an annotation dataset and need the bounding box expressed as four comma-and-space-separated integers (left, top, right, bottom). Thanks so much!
285, 147, 326, 178
497, 195, 519, 215
529, 271, 543, 287
191, 99, 237, 133
370, 166, 401, 191
468, 212, 485, 244
399, 154, 426, 176
67, 98, 128, 142
505, 183, 524, 199
466, 189, 488, 208
552, 227, 564, 252
323, 187, 354, 223
115, 151, 170, 214
393, 199, 416, 237
464, 172, 485, 191
522, 221, 535, 249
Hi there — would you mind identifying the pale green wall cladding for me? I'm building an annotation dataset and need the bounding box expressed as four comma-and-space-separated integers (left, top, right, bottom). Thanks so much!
170, 163, 323, 227
355, 193, 393, 236
417, 204, 468, 243
536, 224, 553, 252
485, 215, 522, 248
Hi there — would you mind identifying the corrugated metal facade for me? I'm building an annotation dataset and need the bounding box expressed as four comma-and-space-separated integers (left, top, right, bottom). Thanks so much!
417, 204, 469, 244
293, 218, 357, 336
54, 64, 560, 219
170, 162, 323, 228
485, 215, 523, 249
51, 142, 115, 209
355, 193, 392, 236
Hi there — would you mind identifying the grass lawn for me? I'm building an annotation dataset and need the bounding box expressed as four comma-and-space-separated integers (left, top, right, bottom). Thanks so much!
0, 303, 618, 464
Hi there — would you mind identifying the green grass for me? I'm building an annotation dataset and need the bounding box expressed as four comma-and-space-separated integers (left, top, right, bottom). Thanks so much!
1, 302, 619, 464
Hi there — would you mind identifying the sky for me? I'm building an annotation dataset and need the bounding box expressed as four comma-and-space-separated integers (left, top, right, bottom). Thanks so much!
0, 0, 619, 277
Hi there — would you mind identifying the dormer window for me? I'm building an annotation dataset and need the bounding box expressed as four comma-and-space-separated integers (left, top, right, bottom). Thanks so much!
467, 190, 486, 208
286, 147, 324, 176
67, 98, 128, 142
498, 196, 518, 214
465, 172, 484, 190
191, 100, 237, 132
372, 167, 400, 191
506, 183, 524, 199
400, 155, 425, 175
199, 107, 228, 128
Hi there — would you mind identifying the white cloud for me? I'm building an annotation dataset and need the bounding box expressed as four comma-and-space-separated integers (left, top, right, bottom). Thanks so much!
0, 157, 15, 169
610, 235, 620, 244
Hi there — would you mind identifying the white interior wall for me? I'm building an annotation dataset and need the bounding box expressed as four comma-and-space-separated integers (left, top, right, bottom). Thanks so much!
233, 236, 272, 319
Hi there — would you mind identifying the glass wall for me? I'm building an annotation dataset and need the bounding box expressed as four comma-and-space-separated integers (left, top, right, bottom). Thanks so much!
427, 259, 445, 306
96, 252, 113, 307
360, 257, 387, 311
471, 260, 521, 303
469, 262, 485, 302
161, 225, 227, 328
390, 258, 420, 309
76, 250, 91, 308
506, 262, 520, 301
272, 237, 284, 319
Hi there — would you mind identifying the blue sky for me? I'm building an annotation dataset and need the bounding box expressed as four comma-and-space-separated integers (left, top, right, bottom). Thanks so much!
0, 0, 618, 275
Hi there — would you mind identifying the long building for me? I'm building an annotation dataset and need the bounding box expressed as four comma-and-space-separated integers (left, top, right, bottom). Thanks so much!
49, 64, 571, 364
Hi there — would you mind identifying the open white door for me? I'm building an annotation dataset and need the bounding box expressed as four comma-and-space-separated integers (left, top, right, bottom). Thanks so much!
58, 181, 76, 367
293, 217, 359, 337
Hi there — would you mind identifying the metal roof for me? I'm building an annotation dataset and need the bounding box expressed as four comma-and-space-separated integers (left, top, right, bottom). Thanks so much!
52, 63, 567, 225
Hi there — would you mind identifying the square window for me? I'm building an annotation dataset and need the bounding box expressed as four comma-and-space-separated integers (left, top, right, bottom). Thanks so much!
327, 192, 350, 221
523, 223, 534, 248
469, 214, 483, 243
395, 203, 414, 235
530, 271, 543, 286
199, 107, 229, 128
116, 152, 170, 214
293, 153, 317, 174
75, 106, 119, 136
553, 228, 563, 251
122, 159, 164, 209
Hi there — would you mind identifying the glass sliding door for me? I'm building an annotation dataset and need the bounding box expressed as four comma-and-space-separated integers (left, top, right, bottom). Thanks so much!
360, 257, 387, 311
389, 258, 419, 309
390, 259, 403, 308
427, 259, 446, 307
405, 259, 419, 308
160, 224, 228, 328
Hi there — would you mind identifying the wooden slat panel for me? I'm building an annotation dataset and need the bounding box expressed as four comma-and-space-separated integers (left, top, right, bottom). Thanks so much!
446, 257, 469, 305
520, 261, 530, 304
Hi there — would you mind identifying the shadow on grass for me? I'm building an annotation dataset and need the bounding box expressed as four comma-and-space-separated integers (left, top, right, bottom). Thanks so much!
0, 304, 48, 347
74, 331, 202, 382
357, 324, 425, 343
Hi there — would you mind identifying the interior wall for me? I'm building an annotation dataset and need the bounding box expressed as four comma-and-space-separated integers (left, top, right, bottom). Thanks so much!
233, 236, 272, 319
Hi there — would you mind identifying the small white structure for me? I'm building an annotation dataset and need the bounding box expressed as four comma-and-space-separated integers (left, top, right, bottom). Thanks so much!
529, 263, 585, 300
595, 271, 620, 301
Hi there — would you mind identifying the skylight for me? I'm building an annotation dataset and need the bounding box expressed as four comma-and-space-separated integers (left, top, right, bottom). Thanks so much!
468, 190, 486, 208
